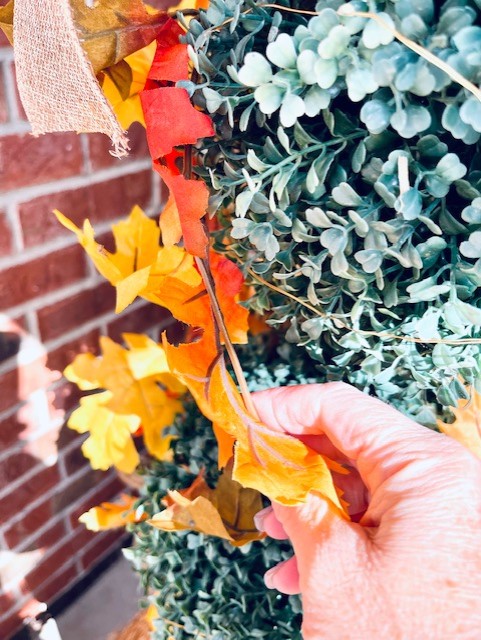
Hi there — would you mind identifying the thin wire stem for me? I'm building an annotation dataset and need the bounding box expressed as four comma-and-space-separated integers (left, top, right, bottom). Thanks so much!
247, 268, 481, 346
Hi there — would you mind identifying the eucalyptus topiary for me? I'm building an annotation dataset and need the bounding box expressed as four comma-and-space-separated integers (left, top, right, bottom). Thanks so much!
176, 0, 481, 425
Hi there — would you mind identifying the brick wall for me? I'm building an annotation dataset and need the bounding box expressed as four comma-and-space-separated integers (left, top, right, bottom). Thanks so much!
0, 30, 170, 638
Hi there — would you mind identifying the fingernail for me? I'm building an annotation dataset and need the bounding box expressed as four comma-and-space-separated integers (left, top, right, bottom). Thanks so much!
254, 506, 272, 532
264, 560, 287, 589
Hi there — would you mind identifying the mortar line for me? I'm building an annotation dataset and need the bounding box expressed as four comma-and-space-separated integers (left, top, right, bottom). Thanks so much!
0, 158, 153, 207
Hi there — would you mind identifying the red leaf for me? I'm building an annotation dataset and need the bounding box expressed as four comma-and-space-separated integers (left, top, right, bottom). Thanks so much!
209, 252, 244, 298
141, 86, 214, 159
148, 43, 189, 83
155, 164, 209, 256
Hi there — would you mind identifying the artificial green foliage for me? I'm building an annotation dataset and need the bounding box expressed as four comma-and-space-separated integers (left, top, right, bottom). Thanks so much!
178, 0, 481, 422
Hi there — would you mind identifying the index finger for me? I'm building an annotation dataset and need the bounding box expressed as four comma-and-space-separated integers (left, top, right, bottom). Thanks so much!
252, 382, 446, 495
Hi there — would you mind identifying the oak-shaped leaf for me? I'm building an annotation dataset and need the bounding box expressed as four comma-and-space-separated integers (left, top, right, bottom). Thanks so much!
65, 334, 185, 470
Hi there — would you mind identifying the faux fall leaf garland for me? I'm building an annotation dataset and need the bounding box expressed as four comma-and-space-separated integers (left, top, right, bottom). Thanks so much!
4, 0, 475, 549
49, 8, 348, 538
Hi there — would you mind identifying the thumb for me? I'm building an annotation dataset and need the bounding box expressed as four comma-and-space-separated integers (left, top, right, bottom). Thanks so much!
272, 494, 371, 614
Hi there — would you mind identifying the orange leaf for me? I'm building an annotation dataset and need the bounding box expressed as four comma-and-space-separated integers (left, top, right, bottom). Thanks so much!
154, 165, 209, 257
79, 494, 146, 531
141, 87, 214, 159
159, 195, 182, 247
152, 252, 249, 344
163, 334, 347, 510
162, 469, 212, 507
438, 385, 481, 459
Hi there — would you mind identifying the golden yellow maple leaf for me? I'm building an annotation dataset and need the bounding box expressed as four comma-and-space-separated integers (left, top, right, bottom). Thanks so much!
149, 461, 265, 546
69, 391, 141, 473
438, 385, 481, 459
101, 42, 156, 129
55, 206, 202, 313
79, 493, 145, 531
65, 334, 186, 471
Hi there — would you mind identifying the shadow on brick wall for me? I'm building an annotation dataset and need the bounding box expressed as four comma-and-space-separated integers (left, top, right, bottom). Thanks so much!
0, 317, 125, 639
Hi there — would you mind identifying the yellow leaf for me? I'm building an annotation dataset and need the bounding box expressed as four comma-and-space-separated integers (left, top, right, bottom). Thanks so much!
69, 392, 141, 473
145, 604, 158, 630
79, 494, 145, 531
55, 206, 202, 313
64, 352, 100, 391
101, 42, 156, 129
111, 205, 160, 272
438, 385, 481, 459
65, 334, 186, 470
149, 460, 265, 546
168, 0, 210, 13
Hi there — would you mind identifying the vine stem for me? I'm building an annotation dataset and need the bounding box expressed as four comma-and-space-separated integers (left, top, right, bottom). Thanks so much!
247, 268, 481, 346
195, 255, 260, 421
182, 143, 259, 421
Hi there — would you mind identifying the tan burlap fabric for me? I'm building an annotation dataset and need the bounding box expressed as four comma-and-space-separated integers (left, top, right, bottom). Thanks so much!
13, 0, 129, 156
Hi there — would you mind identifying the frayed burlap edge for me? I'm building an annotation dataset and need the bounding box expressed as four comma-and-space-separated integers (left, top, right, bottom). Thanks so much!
13, 0, 129, 157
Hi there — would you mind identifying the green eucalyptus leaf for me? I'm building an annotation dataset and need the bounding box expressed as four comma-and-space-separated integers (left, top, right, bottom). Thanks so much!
331, 182, 362, 206
395, 188, 422, 220
238, 52, 272, 86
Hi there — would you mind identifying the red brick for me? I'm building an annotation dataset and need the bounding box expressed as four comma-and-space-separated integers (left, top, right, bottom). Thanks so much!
0, 25, 10, 49
81, 529, 125, 571
88, 122, 149, 170
52, 466, 108, 516
0, 591, 15, 619
0, 132, 83, 192
3, 497, 56, 549
22, 536, 79, 594
20, 170, 153, 247
0, 66, 8, 124
0, 612, 21, 640
69, 473, 123, 530
0, 411, 23, 448
9, 62, 26, 121
23, 520, 67, 554
51, 382, 83, 422
56, 416, 82, 450
0, 464, 60, 523
37, 282, 116, 342
31, 564, 78, 605
0, 243, 87, 310
0, 211, 13, 256
63, 438, 91, 476
47, 329, 99, 372
0, 369, 17, 413
0, 450, 44, 486
108, 303, 172, 343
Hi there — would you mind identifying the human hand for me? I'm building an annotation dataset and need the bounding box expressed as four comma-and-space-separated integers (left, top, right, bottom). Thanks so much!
253, 382, 481, 640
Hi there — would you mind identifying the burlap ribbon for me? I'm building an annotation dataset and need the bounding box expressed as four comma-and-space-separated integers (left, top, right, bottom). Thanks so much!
13, 0, 129, 156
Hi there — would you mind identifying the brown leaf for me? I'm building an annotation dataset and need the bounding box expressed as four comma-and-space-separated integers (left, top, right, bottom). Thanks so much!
149, 459, 266, 546
71, 0, 169, 74
0, 0, 13, 44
